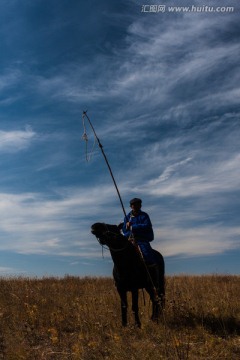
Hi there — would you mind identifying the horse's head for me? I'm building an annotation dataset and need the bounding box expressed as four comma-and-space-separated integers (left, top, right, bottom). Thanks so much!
91, 222, 125, 247
91, 223, 108, 245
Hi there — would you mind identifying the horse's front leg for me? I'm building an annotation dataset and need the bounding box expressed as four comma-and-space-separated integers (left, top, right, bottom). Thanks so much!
132, 289, 141, 328
117, 288, 128, 327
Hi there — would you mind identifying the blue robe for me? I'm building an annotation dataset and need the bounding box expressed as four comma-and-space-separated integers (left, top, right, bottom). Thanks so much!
122, 210, 156, 264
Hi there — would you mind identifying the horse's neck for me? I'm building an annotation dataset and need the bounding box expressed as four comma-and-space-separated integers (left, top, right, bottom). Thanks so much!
110, 244, 140, 272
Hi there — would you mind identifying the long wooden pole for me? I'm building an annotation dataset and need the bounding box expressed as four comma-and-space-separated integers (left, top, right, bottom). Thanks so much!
82, 111, 127, 218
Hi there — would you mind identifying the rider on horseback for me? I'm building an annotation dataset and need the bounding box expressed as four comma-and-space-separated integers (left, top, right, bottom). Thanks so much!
122, 198, 157, 265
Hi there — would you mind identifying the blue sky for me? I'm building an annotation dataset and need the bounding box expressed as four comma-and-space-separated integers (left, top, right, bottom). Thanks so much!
0, 0, 239, 277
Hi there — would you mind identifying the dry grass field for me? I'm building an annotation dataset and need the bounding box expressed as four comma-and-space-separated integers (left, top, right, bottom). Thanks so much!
0, 275, 239, 359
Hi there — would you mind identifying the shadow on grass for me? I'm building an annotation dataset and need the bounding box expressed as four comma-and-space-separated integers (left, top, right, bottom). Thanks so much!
202, 314, 240, 337
166, 312, 240, 338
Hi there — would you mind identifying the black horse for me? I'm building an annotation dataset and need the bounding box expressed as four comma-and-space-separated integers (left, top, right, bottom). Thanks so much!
91, 222, 165, 327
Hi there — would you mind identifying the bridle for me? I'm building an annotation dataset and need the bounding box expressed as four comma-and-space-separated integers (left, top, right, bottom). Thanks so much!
96, 223, 130, 253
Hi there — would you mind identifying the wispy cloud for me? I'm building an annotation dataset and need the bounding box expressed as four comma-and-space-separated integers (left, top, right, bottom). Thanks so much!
2, 184, 238, 259
25, 3, 240, 138
155, 225, 240, 257
0, 266, 25, 275
0, 126, 36, 153
0, 69, 21, 92
0, 185, 121, 256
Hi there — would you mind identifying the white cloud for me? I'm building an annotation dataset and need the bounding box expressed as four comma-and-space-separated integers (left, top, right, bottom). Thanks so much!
150, 157, 193, 183
0, 69, 21, 92
27, 5, 239, 130
138, 153, 240, 197
154, 225, 240, 257
0, 126, 36, 152
0, 266, 24, 275
0, 185, 121, 256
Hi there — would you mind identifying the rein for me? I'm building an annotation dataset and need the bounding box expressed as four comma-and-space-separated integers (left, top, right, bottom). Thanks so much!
105, 241, 129, 253
100, 225, 130, 253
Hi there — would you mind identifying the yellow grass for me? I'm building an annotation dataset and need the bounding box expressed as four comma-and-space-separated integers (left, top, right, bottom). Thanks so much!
0, 275, 239, 359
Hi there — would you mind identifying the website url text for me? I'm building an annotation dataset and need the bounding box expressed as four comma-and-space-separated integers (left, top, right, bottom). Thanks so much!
141, 4, 235, 13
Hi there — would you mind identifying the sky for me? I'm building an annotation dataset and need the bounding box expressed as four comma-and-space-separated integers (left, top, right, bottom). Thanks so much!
0, 0, 239, 277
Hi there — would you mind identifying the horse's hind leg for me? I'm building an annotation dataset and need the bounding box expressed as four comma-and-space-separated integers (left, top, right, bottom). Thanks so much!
158, 272, 165, 310
152, 296, 161, 322
150, 263, 165, 307
145, 283, 161, 323
132, 289, 141, 328
118, 289, 128, 327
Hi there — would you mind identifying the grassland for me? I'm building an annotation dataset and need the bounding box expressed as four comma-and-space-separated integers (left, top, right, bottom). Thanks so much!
0, 275, 239, 359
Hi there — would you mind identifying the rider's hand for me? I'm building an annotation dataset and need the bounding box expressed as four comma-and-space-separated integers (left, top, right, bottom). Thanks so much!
126, 222, 132, 230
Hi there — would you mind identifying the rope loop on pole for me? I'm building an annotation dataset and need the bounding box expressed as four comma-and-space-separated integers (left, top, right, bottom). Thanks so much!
81, 110, 127, 218
82, 111, 96, 162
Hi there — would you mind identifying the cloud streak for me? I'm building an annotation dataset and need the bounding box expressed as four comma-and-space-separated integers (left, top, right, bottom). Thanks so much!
0, 185, 121, 257
155, 225, 240, 257
0, 126, 36, 153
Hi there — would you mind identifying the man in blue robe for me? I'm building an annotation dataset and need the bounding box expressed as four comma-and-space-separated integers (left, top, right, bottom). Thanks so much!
122, 198, 156, 264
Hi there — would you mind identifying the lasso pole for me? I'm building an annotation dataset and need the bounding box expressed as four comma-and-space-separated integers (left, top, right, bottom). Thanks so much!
82, 111, 127, 218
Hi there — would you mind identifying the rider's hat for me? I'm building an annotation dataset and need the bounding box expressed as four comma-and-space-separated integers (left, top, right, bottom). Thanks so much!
130, 198, 142, 206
